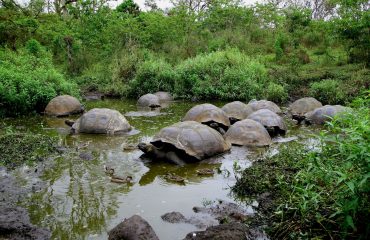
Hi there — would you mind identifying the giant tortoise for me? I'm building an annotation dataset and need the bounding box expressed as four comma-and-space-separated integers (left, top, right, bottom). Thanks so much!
137, 94, 161, 108
289, 97, 322, 123
247, 109, 287, 136
247, 100, 282, 114
154, 91, 173, 102
182, 104, 230, 133
71, 108, 131, 134
45, 95, 84, 117
221, 101, 254, 124
305, 105, 350, 125
224, 119, 272, 147
138, 121, 231, 165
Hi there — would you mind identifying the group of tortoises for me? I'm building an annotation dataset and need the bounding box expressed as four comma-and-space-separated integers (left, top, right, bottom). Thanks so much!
44, 94, 350, 165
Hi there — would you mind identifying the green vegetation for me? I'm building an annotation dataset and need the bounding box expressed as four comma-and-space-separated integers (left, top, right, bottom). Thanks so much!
233, 94, 370, 239
0, 0, 369, 116
0, 41, 78, 116
0, 128, 58, 169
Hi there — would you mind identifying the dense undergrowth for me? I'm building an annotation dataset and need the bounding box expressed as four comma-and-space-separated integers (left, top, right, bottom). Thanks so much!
233, 93, 370, 239
1, 0, 369, 116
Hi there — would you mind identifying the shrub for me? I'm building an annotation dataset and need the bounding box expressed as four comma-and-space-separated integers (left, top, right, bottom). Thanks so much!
174, 49, 268, 100
265, 82, 288, 103
128, 58, 176, 97
309, 79, 346, 104
0, 47, 79, 116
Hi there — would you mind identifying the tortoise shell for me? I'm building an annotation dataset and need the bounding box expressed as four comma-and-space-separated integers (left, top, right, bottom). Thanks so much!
224, 119, 272, 147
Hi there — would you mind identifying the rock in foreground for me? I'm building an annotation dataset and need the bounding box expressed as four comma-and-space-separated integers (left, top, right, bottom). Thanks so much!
0, 206, 51, 240
183, 223, 255, 240
108, 215, 159, 240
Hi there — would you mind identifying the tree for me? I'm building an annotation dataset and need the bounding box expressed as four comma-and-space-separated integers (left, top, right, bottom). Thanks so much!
116, 0, 140, 15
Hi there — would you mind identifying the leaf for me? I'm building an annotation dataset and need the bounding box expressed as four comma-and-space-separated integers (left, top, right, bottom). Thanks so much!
345, 215, 355, 230
346, 181, 355, 193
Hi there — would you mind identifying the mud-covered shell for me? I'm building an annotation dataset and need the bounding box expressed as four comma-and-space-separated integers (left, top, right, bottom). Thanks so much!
224, 119, 272, 147
151, 121, 231, 160
305, 105, 350, 125
154, 91, 173, 102
72, 108, 131, 134
137, 94, 161, 108
247, 100, 281, 114
45, 95, 84, 117
221, 101, 254, 122
182, 104, 230, 129
247, 109, 287, 133
290, 97, 322, 117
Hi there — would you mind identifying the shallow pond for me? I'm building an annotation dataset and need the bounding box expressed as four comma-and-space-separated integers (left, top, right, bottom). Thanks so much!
2, 99, 320, 240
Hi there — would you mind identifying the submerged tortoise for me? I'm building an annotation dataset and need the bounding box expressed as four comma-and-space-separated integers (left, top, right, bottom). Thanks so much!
71, 108, 131, 134
247, 109, 287, 136
289, 97, 322, 123
137, 94, 161, 108
247, 100, 282, 114
154, 91, 173, 102
182, 104, 230, 134
221, 101, 254, 124
138, 121, 231, 165
44, 95, 84, 117
304, 105, 350, 125
224, 119, 272, 147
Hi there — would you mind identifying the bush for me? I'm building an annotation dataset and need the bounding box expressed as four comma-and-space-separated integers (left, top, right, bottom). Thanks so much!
0, 47, 79, 116
265, 82, 288, 103
309, 79, 346, 104
174, 49, 269, 100
128, 58, 176, 97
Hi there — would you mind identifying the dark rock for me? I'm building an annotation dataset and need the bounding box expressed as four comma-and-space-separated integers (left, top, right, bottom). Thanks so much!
161, 212, 186, 223
108, 215, 159, 240
79, 152, 94, 161
0, 206, 51, 240
183, 223, 250, 240
192, 200, 249, 223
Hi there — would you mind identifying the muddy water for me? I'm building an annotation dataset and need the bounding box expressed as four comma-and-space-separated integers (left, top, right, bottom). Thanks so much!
2, 99, 319, 240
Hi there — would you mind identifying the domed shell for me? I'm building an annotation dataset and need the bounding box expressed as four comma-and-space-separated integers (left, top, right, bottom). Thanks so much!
290, 97, 322, 118
247, 100, 281, 114
221, 101, 254, 123
151, 121, 231, 160
247, 109, 287, 135
305, 105, 350, 125
137, 94, 161, 108
224, 119, 272, 147
72, 108, 131, 134
45, 95, 83, 117
182, 104, 230, 130
154, 91, 173, 102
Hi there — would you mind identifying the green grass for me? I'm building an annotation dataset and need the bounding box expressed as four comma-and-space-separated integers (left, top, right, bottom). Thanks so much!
233, 94, 370, 239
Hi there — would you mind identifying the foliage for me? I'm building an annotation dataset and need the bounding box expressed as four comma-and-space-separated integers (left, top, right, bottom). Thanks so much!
265, 82, 288, 103
0, 128, 58, 169
128, 58, 176, 97
309, 79, 346, 104
233, 94, 370, 239
174, 49, 268, 100
0, 45, 79, 116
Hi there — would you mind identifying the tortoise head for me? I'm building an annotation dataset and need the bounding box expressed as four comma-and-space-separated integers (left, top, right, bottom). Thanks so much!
138, 142, 154, 154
